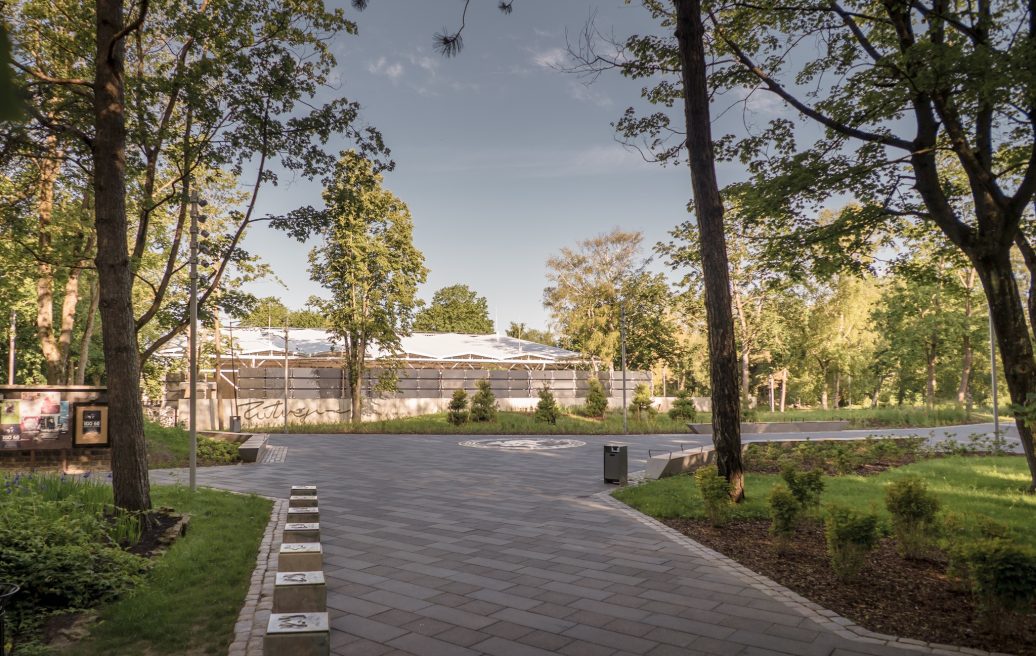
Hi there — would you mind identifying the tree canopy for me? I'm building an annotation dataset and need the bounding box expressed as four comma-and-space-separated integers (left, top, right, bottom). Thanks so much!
413, 284, 494, 334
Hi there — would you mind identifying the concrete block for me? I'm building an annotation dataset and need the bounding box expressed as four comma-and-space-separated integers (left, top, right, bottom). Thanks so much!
283, 523, 320, 543
290, 485, 317, 496
274, 571, 327, 612
263, 612, 329, 656
286, 507, 319, 523
278, 543, 322, 571
288, 495, 318, 508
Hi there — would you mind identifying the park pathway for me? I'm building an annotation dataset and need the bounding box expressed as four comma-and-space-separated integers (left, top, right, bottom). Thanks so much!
151, 428, 1010, 656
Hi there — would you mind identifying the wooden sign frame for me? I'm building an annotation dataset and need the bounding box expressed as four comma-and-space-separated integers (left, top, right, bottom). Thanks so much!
73, 402, 110, 448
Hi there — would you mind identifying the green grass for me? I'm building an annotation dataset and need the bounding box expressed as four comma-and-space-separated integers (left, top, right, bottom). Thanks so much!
67, 486, 272, 655
146, 422, 240, 469
282, 409, 691, 434
744, 405, 991, 428
614, 456, 1036, 544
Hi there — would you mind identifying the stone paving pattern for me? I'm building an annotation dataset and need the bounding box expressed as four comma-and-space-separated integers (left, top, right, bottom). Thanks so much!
150, 428, 1012, 656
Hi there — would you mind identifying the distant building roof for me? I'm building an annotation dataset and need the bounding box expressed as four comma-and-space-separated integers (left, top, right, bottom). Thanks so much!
156, 328, 580, 367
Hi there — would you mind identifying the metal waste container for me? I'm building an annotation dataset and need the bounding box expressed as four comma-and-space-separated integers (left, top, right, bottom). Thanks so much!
229, 415, 242, 433
604, 444, 628, 485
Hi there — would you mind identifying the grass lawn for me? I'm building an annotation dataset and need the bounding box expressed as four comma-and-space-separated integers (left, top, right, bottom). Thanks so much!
613, 455, 1036, 544
745, 405, 996, 428
283, 409, 691, 434
66, 486, 271, 656
146, 423, 240, 469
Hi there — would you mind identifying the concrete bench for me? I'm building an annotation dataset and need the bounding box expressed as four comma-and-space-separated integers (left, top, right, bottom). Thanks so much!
237, 433, 268, 462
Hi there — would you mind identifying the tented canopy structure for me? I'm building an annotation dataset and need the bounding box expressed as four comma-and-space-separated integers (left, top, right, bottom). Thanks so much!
156, 328, 583, 369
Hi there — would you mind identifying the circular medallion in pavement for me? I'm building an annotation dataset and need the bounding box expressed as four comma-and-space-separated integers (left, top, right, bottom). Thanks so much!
458, 438, 587, 450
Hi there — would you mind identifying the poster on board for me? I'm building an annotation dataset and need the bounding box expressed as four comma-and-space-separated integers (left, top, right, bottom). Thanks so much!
73, 403, 109, 447
0, 387, 105, 450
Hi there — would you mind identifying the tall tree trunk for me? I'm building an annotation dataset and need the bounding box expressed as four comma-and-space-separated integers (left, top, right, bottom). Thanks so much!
741, 349, 751, 409
973, 252, 1036, 491
872, 374, 885, 407
768, 374, 774, 412
957, 333, 973, 407
34, 136, 63, 384
925, 338, 937, 410
834, 371, 841, 408
779, 368, 787, 412
213, 308, 223, 430
94, 0, 151, 511
674, 0, 743, 501
76, 279, 100, 385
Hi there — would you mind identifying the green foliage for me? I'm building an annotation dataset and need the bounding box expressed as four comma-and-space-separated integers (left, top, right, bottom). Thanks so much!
960, 539, 1036, 631
470, 379, 498, 422
413, 284, 494, 334
693, 466, 732, 527
943, 512, 1015, 587
668, 388, 697, 421
535, 386, 559, 425
768, 484, 800, 551
884, 477, 940, 559
824, 506, 879, 581
447, 389, 469, 426
0, 474, 151, 645
197, 437, 239, 465
239, 296, 329, 329
584, 377, 608, 418
505, 322, 555, 346
780, 465, 824, 510
630, 383, 654, 420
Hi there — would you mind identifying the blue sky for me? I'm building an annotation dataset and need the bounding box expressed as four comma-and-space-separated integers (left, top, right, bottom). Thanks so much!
239, 1, 762, 331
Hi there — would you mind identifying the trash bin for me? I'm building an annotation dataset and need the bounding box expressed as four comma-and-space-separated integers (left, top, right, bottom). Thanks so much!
604, 444, 628, 485
229, 415, 242, 433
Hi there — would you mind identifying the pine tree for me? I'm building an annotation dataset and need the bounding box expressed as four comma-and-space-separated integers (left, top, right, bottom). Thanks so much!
630, 383, 654, 420
535, 386, 560, 424
668, 388, 697, 421
470, 379, 498, 422
447, 389, 469, 425
585, 377, 608, 419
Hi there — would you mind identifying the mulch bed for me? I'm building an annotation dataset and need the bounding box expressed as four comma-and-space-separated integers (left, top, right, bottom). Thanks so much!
125, 509, 189, 558
664, 517, 1036, 656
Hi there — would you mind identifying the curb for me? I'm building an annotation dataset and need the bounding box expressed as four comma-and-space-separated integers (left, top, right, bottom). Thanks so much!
228, 496, 287, 656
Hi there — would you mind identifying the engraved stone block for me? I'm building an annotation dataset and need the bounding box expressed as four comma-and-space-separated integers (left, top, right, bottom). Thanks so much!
278, 542, 322, 572
283, 522, 320, 543
289, 495, 318, 508
264, 612, 330, 656
286, 507, 319, 523
290, 485, 317, 496
274, 571, 327, 612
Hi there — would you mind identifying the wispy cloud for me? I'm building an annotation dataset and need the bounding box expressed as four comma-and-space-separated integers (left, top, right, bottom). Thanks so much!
532, 47, 567, 69
367, 57, 404, 81
567, 81, 612, 108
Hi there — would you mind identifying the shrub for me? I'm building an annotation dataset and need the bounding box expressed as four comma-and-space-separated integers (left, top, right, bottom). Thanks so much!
447, 389, 469, 425
943, 513, 1015, 589
585, 378, 608, 418
884, 477, 940, 559
535, 386, 559, 424
693, 466, 731, 527
824, 505, 879, 581
630, 383, 653, 420
470, 379, 498, 423
780, 465, 824, 510
960, 539, 1036, 633
667, 388, 697, 421
768, 484, 800, 552
197, 436, 239, 464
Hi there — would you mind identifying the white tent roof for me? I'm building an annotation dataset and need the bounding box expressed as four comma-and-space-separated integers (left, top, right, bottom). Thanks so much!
156, 328, 580, 365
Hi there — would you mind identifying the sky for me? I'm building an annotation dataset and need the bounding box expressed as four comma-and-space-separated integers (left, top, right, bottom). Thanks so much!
239, 0, 767, 331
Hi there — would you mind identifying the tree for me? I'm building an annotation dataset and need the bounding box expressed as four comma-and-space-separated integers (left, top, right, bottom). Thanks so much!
705, 0, 1036, 489
470, 379, 498, 422
240, 297, 328, 329
413, 284, 493, 334
535, 385, 560, 424
668, 388, 697, 421
447, 388, 469, 426
283, 151, 426, 424
585, 377, 608, 418
505, 322, 555, 346
630, 383, 654, 420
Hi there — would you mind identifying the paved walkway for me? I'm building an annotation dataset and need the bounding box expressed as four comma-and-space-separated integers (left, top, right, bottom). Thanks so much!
152, 429, 1009, 656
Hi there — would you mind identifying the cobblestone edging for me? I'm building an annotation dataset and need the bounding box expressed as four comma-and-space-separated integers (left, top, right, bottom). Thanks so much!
594, 491, 1013, 656
228, 497, 286, 656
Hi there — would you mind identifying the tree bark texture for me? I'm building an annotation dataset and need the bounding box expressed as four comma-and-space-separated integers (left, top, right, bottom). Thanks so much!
94, 0, 151, 511
674, 0, 744, 500
76, 279, 100, 385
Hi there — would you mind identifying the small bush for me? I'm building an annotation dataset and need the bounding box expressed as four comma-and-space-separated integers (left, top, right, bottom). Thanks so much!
768, 484, 800, 552
960, 539, 1036, 633
535, 386, 559, 424
470, 379, 498, 423
197, 436, 239, 464
585, 378, 608, 418
630, 383, 653, 420
667, 388, 697, 421
780, 465, 824, 510
824, 505, 879, 581
943, 513, 1015, 589
884, 477, 940, 559
447, 389, 469, 425
693, 466, 732, 527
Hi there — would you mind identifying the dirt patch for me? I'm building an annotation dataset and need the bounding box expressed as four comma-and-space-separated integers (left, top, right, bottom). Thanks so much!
125, 509, 189, 558
665, 517, 1036, 656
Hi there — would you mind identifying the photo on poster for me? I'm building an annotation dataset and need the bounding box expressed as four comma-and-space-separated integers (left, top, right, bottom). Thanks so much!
40, 392, 60, 415
58, 401, 69, 432
74, 403, 109, 447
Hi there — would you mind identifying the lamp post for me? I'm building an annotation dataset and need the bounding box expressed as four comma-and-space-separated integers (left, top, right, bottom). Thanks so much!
620, 302, 628, 435
188, 190, 208, 492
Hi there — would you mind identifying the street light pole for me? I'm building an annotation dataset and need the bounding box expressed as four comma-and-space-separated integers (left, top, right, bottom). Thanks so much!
621, 302, 628, 435
188, 190, 207, 492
